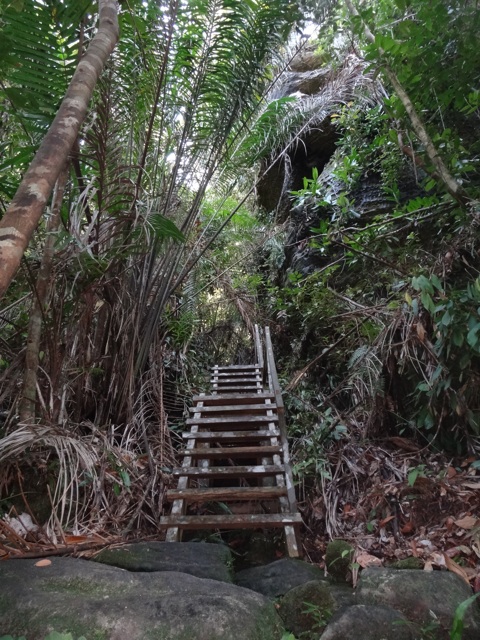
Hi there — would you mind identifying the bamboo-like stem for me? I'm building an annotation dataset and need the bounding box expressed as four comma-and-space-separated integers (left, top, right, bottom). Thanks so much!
19, 164, 69, 423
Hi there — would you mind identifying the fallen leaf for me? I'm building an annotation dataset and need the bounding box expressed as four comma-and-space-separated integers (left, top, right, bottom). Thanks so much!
443, 553, 471, 585
64, 535, 96, 544
447, 466, 457, 479
462, 482, 480, 490
356, 552, 383, 568
444, 545, 472, 558
454, 515, 478, 530
416, 322, 426, 342
379, 515, 396, 527
35, 559, 51, 567
401, 521, 414, 534
423, 561, 433, 572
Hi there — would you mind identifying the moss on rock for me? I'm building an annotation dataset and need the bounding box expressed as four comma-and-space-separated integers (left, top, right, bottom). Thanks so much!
325, 540, 354, 582
278, 580, 334, 638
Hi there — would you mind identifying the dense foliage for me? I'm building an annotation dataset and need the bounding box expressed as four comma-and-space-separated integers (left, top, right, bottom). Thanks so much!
0, 0, 479, 542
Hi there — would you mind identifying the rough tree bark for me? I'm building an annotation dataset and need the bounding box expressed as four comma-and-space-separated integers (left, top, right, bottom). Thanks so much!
344, 0, 469, 207
0, 0, 119, 300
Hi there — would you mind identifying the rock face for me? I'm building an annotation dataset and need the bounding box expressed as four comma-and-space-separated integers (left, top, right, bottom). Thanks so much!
0, 553, 283, 640
320, 604, 415, 640
278, 580, 336, 636
235, 557, 327, 597
94, 541, 233, 582
3, 545, 480, 640
356, 568, 480, 640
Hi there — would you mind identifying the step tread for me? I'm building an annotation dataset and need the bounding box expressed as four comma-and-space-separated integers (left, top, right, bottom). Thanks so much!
179, 445, 282, 458
186, 415, 278, 425
212, 365, 260, 371
182, 429, 281, 441
166, 486, 287, 501
172, 464, 285, 477
193, 393, 274, 402
161, 513, 302, 529
190, 404, 276, 413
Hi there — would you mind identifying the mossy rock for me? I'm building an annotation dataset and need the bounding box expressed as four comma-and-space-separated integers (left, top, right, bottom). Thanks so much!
388, 557, 424, 570
325, 540, 354, 582
278, 580, 334, 638
0, 557, 285, 640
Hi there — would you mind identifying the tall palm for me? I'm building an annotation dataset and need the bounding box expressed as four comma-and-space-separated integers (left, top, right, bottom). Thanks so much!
0, 0, 301, 534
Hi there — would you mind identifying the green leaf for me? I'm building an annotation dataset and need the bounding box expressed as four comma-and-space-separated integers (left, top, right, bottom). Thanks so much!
149, 214, 185, 243
450, 593, 480, 640
119, 469, 131, 488
420, 291, 435, 313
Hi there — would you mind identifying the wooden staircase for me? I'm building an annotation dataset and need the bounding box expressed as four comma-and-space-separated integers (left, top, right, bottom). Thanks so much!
161, 326, 302, 557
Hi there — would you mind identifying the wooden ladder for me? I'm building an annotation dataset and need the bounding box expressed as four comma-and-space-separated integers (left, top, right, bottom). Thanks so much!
161, 326, 302, 557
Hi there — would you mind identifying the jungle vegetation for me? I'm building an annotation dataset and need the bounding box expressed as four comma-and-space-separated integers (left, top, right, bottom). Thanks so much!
0, 0, 479, 543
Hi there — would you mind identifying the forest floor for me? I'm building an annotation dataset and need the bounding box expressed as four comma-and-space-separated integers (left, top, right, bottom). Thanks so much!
300, 437, 480, 591
1, 436, 479, 595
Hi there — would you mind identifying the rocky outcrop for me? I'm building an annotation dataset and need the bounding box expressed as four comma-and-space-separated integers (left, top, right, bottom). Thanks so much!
2, 543, 479, 639
0, 550, 283, 640
235, 556, 327, 597
94, 540, 233, 582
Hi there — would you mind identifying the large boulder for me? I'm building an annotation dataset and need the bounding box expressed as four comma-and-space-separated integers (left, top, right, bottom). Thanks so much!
235, 557, 327, 598
94, 541, 233, 582
320, 604, 415, 640
0, 556, 284, 640
357, 568, 480, 640
279, 580, 349, 637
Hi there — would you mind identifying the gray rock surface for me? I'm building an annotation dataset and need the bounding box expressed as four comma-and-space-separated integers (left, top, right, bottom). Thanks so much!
235, 557, 327, 597
357, 568, 480, 640
94, 540, 233, 582
278, 580, 335, 637
0, 556, 284, 640
320, 604, 415, 640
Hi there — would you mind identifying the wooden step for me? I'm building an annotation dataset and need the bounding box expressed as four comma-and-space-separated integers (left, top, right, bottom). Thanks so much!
210, 385, 261, 392
160, 513, 302, 529
166, 486, 287, 502
186, 415, 278, 425
190, 404, 277, 415
179, 445, 282, 458
213, 365, 259, 371
193, 393, 274, 404
213, 371, 261, 378
183, 429, 280, 441
212, 377, 261, 384
172, 464, 284, 478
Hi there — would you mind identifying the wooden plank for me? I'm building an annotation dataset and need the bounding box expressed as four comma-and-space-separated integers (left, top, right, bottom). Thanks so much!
212, 365, 259, 371
160, 513, 302, 529
264, 326, 303, 558
166, 486, 287, 502
172, 464, 284, 477
189, 404, 277, 413
193, 393, 274, 403
178, 445, 283, 458
212, 377, 261, 384
186, 415, 278, 425
182, 429, 280, 441
213, 371, 261, 377
208, 385, 261, 392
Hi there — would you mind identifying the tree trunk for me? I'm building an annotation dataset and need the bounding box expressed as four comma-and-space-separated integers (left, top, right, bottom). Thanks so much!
0, 0, 119, 300
19, 164, 70, 424
344, 0, 468, 207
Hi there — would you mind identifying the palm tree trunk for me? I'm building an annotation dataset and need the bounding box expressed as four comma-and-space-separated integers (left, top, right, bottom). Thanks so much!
344, 0, 468, 207
0, 0, 119, 300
